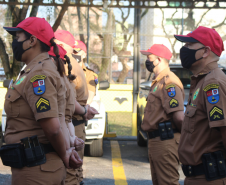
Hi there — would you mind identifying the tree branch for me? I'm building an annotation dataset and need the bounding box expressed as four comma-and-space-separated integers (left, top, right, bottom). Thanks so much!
212, 16, 226, 29
30, 0, 40, 17
195, 8, 211, 28
52, 3, 68, 31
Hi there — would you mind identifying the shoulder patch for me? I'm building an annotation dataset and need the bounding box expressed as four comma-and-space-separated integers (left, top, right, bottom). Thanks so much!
153, 86, 158, 92
30, 75, 46, 95
16, 76, 26, 85
209, 106, 224, 121
36, 97, 51, 113
193, 88, 200, 100
94, 73, 98, 85
204, 84, 219, 104
165, 84, 175, 89
169, 98, 179, 108
166, 84, 176, 97
203, 84, 219, 92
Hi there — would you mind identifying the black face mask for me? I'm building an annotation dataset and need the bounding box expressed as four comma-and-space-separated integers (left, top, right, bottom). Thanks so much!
180, 46, 205, 69
12, 38, 31, 61
145, 60, 156, 72
72, 54, 82, 63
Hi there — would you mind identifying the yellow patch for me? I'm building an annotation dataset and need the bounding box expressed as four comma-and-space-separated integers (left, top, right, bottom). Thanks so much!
30, 75, 46, 83
209, 106, 224, 121
165, 84, 175, 89
169, 98, 178, 108
35, 97, 50, 113
203, 84, 219, 92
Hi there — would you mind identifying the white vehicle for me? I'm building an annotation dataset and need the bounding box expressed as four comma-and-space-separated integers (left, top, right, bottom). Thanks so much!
85, 87, 107, 157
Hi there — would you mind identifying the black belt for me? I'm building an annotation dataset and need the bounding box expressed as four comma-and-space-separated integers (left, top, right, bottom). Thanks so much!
182, 163, 206, 177
182, 160, 226, 177
40, 143, 55, 154
148, 129, 178, 139
72, 119, 85, 126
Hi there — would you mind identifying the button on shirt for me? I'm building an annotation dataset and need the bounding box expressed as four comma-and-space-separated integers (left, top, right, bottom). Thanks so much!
179, 62, 226, 166
141, 67, 184, 132
4, 53, 66, 144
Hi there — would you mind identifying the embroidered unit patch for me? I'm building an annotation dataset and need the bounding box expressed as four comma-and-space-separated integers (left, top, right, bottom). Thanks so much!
153, 86, 158, 92
36, 97, 51, 113
203, 84, 219, 92
30, 75, 46, 95
209, 106, 224, 121
94, 74, 98, 85
16, 76, 26, 85
204, 84, 219, 104
165, 84, 175, 89
167, 87, 176, 97
169, 98, 179, 108
193, 88, 200, 101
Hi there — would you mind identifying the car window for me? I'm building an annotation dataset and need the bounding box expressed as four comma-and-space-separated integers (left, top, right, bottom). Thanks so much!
222, 69, 226, 75
170, 68, 192, 89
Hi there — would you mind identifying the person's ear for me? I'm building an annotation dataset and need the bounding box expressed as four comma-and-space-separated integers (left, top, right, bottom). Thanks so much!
158, 57, 161, 62
203, 46, 211, 58
29, 35, 38, 47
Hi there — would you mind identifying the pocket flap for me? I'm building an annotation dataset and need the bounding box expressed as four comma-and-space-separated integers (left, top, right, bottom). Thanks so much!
40, 159, 64, 172
6, 89, 21, 102
147, 94, 156, 102
185, 106, 197, 118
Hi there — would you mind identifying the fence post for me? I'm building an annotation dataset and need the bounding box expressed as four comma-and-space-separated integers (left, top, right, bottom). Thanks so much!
132, 2, 141, 136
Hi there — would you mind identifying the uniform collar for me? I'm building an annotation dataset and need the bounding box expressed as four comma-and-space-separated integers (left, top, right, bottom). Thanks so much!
82, 63, 86, 71
191, 61, 218, 78
152, 67, 170, 85
23, 53, 50, 74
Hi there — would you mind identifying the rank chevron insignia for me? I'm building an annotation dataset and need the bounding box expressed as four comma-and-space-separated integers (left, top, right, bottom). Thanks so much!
209, 106, 224, 121
30, 75, 46, 95
169, 98, 179, 108
35, 97, 51, 113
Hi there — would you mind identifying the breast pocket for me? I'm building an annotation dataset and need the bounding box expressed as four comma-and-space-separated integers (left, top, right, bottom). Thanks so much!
4, 89, 21, 118
184, 106, 197, 134
145, 94, 156, 112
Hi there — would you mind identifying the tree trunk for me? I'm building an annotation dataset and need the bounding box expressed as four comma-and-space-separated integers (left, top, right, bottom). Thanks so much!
0, 38, 10, 78
77, 6, 85, 43
117, 57, 129, 83
29, 0, 40, 17
98, 9, 113, 81
52, 4, 68, 31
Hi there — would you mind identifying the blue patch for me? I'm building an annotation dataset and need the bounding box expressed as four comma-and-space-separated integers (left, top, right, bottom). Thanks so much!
206, 89, 219, 104
32, 79, 45, 95
167, 87, 176, 97
95, 78, 98, 85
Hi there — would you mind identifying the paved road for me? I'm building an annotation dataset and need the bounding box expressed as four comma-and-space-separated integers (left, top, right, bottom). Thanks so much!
0, 140, 185, 185
83, 140, 185, 185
